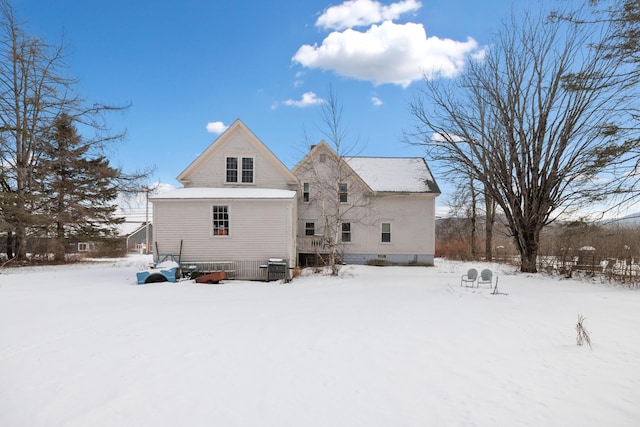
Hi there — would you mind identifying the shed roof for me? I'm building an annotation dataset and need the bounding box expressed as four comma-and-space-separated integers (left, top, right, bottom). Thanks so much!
344, 157, 440, 194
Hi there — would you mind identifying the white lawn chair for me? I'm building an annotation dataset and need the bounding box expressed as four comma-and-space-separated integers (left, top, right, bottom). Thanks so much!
461, 268, 478, 287
477, 268, 493, 287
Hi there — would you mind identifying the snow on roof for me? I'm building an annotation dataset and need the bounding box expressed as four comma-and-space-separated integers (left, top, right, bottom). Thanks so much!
116, 222, 148, 237
345, 157, 439, 193
150, 187, 297, 200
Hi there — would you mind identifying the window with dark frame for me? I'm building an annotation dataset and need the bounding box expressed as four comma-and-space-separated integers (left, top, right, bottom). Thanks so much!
341, 222, 351, 242
338, 182, 348, 203
213, 205, 229, 236
305, 222, 315, 236
303, 182, 310, 202
381, 222, 391, 243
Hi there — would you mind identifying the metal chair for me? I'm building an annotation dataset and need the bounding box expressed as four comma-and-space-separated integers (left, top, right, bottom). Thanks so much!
461, 268, 478, 287
477, 268, 493, 287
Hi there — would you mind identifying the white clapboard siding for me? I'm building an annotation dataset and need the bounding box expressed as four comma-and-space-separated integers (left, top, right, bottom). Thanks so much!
152, 198, 296, 276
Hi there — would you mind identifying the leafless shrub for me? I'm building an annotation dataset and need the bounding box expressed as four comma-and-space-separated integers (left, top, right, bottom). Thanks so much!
576, 315, 592, 349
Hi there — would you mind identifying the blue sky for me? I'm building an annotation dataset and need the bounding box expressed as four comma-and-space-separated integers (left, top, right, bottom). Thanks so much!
15, 0, 531, 200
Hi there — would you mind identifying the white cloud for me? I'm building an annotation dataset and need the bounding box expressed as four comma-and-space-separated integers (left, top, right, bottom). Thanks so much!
317, 0, 421, 31
431, 132, 466, 143
371, 96, 383, 106
282, 91, 325, 108
293, 20, 479, 88
206, 121, 228, 134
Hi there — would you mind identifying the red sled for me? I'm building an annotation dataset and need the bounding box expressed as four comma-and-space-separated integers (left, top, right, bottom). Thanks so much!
195, 271, 227, 284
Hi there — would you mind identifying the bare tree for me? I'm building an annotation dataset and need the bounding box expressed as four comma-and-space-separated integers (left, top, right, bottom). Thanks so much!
408, 7, 635, 272
294, 88, 369, 272
0, 0, 132, 260
552, 0, 640, 212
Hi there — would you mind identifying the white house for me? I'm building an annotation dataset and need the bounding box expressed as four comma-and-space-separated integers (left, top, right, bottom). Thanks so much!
293, 141, 440, 266
151, 120, 298, 280
151, 120, 440, 280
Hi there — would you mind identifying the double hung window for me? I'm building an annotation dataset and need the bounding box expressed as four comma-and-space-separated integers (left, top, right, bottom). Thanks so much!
341, 223, 351, 243
226, 156, 254, 183
213, 205, 229, 236
381, 222, 391, 243
303, 182, 310, 202
305, 222, 315, 236
338, 183, 348, 203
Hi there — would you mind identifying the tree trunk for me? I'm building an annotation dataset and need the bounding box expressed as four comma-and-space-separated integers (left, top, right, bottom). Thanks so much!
484, 195, 495, 262
14, 224, 26, 261
54, 221, 65, 262
485, 222, 493, 262
470, 178, 477, 260
5, 230, 14, 259
516, 227, 540, 273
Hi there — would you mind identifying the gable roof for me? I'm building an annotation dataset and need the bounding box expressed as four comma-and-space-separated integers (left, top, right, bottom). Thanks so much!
291, 141, 374, 194
292, 141, 440, 195
176, 119, 298, 185
344, 157, 440, 194
117, 221, 150, 237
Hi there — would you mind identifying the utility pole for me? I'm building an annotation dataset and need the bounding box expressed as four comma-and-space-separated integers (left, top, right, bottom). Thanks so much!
145, 187, 150, 254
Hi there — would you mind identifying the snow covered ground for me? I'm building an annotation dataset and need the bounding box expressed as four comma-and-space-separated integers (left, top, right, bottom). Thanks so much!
1, 255, 639, 426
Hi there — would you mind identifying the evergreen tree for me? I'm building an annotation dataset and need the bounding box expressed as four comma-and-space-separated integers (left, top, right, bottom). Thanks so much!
35, 113, 123, 261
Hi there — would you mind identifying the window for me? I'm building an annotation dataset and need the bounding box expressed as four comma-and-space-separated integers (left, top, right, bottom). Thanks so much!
305, 222, 315, 236
226, 157, 238, 183
341, 222, 351, 242
381, 222, 391, 243
213, 205, 229, 236
319, 153, 326, 163
242, 157, 254, 183
303, 182, 310, 202
78, 242, 89, 252
338, 182, 348, 203
226, 156, 254, 183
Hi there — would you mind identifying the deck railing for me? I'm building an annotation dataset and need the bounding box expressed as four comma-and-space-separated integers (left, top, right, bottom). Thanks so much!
297, 235, 329, 253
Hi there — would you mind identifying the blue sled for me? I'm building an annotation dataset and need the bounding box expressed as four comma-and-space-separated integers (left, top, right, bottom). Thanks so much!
136, 262, 179, 284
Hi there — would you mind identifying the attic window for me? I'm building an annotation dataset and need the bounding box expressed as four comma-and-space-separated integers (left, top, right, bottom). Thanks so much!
226, 156, 254, 184
319, 153, 326, 163
242, 157, 254, 183
226, 157, 238, 183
